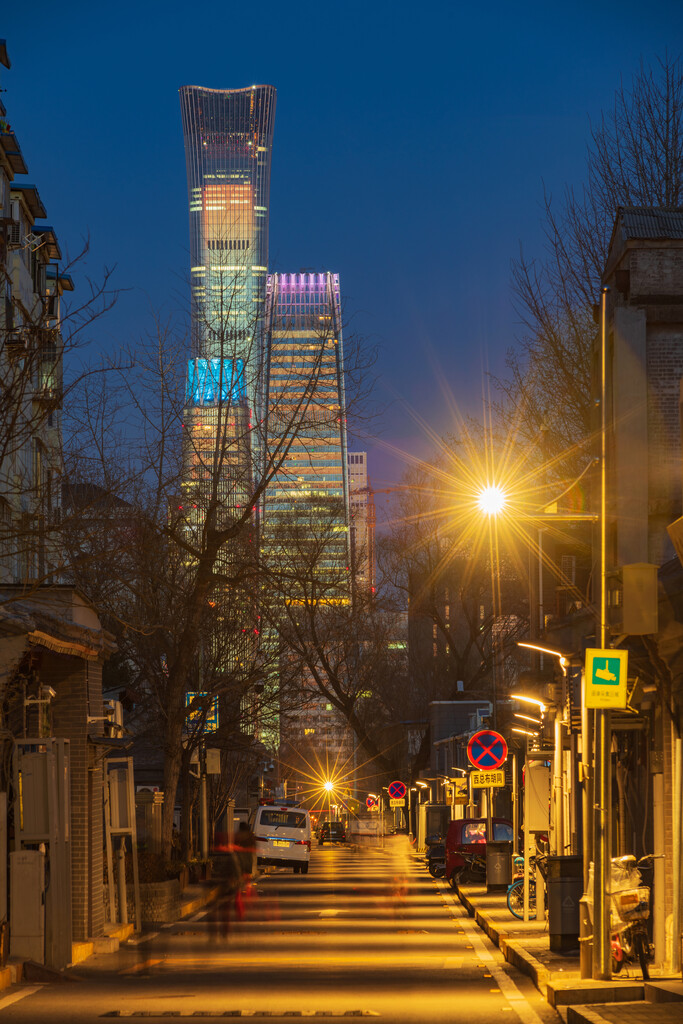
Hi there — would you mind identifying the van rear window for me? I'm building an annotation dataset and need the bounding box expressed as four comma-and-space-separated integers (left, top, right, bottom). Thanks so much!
260, 810, 307, 828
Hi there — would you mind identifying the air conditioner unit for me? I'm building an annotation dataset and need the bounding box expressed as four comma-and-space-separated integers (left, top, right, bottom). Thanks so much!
7, 220, 22, 249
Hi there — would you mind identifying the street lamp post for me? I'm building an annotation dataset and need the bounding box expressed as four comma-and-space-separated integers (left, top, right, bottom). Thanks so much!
592, 285, 612, 980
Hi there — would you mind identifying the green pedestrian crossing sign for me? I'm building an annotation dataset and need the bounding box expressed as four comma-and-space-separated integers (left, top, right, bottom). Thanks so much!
585, 648, 628, 709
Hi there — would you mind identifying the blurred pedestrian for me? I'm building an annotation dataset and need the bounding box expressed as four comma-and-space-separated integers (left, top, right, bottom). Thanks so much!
233, 820, 256, 920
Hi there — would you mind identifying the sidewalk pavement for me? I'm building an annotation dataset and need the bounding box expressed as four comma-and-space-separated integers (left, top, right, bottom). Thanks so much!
454, 882, 683, 1024
2, 879, 227, 985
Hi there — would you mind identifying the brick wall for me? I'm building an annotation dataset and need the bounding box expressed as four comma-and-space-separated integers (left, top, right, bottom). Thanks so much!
630, 247, 683, 299
103, 879, 181, 925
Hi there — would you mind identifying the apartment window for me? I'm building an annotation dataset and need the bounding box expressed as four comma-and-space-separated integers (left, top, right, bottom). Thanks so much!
560, 554, 576, 585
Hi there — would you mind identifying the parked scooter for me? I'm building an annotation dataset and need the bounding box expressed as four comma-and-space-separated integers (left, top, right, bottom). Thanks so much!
424, 832, 446, 878
609, 854, 655, 979
425, 842, 446, 878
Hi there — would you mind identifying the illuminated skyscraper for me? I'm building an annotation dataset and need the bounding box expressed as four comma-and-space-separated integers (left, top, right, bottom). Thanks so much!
179, 84, 276, 369
178, 84, 276, 525
263, 272, 350, 581
178, 86, 276, 719
264, 272, 352, 774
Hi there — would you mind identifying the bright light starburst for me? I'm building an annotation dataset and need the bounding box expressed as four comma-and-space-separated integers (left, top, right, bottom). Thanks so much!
477, 484, 508, 516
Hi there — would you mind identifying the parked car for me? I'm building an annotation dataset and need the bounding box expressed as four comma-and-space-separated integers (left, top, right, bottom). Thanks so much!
318, 821, 346, 845
252, 803, 311, 873
445, 817, 514, 887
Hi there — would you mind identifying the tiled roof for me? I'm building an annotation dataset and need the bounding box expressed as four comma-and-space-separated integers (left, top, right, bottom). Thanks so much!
618, 206, 683, 239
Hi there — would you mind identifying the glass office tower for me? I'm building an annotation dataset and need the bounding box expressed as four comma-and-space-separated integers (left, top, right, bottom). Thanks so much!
178, 85, 276, 717
179, 84, 276, 521
179, 84, 276, 371
263, 272, 351, 587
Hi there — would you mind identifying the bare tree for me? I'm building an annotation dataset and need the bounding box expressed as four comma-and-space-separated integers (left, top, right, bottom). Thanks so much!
377, 462, 529, 769
495, 54, 683, 464
259, 496, 406, 779
0, 238, 116, 599
63, 259, 376, 857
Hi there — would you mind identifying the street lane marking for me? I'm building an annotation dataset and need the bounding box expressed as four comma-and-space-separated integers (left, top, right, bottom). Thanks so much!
189, 910, 208, 921
119, 958, 164, 975
0, 986, 42, 1011
103, 1012, 380, 1018
443, 956, 463, 967
128, 932, 159, 945
436, 884, 546, 1024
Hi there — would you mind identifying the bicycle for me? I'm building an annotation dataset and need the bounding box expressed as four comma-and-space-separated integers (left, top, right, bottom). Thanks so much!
507, 854, 548, 919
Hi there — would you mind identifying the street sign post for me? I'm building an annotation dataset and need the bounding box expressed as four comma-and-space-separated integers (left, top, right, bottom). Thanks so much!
387, 780, 406, 800
366, 795, 377, 810
185, 692, 219, 732
470, 770, 505, 788
467, 730, 508, 770
468, 731, 508, 841
585, 648, 628, 709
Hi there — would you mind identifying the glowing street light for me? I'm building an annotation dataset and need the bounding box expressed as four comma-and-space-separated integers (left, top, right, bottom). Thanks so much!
509, 692, 547, 714
514, 712, 542, 726
477, 484, 507, 516
323, 780, 334, 792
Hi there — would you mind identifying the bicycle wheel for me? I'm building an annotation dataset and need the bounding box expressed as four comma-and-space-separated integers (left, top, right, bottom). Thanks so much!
634, 929, 651, 980
507, 879, 524, 918
507, 878, 536, 919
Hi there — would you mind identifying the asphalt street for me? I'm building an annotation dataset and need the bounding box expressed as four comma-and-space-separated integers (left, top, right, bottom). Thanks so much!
0, 840, 560, 1022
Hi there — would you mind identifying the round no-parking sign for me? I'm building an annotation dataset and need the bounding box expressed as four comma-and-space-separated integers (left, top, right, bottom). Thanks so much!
467, 729, 508, 770
387, 780, 406, 800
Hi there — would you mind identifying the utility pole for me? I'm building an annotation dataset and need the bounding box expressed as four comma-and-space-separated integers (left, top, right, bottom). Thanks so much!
592, 285, 612, 980
199, 740, 208, 862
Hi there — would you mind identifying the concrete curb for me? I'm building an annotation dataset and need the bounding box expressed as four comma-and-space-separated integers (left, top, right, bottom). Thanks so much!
455, 885, 567, 998
0, 962, 23, 992
180, 884, 222, 919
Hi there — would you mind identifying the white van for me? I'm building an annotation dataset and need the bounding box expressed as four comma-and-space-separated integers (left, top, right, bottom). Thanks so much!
252, 803, 311, 873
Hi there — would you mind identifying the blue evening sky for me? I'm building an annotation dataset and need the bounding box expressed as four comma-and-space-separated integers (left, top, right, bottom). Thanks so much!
3, 1, 682, 487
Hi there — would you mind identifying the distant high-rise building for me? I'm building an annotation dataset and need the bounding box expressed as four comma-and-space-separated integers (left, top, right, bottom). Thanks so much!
263, 272, 350, 581
264, 272, 352, 769
178, 85, 276, 730
179, 84, 276, 369
178, 83, 276, 533
347, 451, 372, 593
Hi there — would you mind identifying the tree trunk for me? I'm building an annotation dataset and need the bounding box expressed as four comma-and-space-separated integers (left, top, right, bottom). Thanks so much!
162, 717, 184, 860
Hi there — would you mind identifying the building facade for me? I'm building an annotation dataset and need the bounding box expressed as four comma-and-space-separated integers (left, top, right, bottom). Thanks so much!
0, 42, 114, 959
263, 272, 352, 773
347, 451, 373, 593
179, 84, 276, 369
1, 55, 70, 589
178, 85, 277, 714
179, 84, 277, 554
602, 206, 683, 568
263, 271, 350, 573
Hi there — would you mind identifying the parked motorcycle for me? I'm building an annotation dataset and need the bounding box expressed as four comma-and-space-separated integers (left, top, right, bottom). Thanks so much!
425, 842, 446, 878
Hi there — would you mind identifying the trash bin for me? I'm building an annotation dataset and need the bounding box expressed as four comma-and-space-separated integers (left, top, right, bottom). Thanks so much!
547, 855, 583, 952
486, 840, 512, 892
